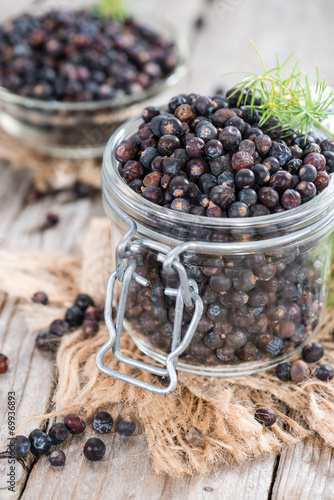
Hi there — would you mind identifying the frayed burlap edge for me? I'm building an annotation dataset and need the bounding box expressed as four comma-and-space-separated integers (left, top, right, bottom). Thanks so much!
1, 217, 334, 477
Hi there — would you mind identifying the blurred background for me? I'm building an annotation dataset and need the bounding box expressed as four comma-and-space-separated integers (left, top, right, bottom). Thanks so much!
2, 0, 334, 97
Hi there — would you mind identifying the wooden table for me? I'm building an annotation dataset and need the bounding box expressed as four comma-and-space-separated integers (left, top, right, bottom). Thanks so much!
1, 1, 334, 498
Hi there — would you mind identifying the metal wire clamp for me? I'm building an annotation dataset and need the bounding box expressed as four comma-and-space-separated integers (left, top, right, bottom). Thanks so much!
95, 200, 204, 395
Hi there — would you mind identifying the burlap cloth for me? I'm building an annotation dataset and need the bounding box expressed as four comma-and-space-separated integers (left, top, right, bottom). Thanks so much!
0, 129, 104, 193
1, 217, 334, 477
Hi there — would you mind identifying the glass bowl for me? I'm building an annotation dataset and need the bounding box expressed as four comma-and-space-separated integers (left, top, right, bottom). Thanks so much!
0, 16, 188, 159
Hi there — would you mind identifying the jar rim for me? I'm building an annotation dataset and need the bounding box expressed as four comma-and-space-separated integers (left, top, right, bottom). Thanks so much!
103, 114, 334, 242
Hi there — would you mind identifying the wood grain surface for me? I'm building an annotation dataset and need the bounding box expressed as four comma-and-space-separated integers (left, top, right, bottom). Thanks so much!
1, 0, 334, 498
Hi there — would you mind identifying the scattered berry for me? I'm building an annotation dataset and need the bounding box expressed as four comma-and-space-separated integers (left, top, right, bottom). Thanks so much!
184, 427, 205, 448
315, 364, 334, 382
275, 362, 292, 381
94, 305, 105, 322
75, 294, 95, 311
0, 354, 9, 373
82, 320, 99, 337
302, 342, 324, 363
65, 414, 86, 434
29, 429, 52, 456
116, 417, 136, 436
50, 319, 70, 336
83, 438, 106, 461
10, 435, 31, 458
254, 408, 277, 427
158, 375, 170, 387
75, 182, 91, 199
35, 331, 59, 352
32, 291, 48, 305
92, 411, 114, 434
45, 213, 59, 228
65, 306, 85, 327
84, 306, 98, 321
49, 450, 66, 466
290, 360, 310, 382
194, 15, 205, 30
48, 423, 68, 445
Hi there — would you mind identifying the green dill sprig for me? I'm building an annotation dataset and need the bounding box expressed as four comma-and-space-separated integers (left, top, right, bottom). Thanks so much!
95, 0, 129, 21
226, 41, 334, 138
328, 286, 334, 308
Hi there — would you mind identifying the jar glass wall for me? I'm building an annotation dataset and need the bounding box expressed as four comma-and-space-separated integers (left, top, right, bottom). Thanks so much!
102, 115, 334, 377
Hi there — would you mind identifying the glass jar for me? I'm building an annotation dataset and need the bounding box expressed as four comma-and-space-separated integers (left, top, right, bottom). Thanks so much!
0, 18, 187, 159
97, 115, 334, 394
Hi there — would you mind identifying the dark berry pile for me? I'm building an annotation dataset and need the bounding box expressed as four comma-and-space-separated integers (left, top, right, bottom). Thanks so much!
4, 411, 136, 467
34, 292, 104, 352
115, 93, 333, 217
0, 10, 179, 102
113, 92, 333, 368
125, 244, 324, 366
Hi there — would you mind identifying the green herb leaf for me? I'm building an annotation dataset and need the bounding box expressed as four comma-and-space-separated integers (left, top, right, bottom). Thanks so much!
327, 289, 334, 308
96, 0, 129, 21
225, 42, 334, 138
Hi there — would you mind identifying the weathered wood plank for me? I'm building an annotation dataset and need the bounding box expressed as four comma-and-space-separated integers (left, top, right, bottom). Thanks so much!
0, 293, 55, 498
160, 456, 276, 500
21, 433, 163, 500
21, 430, 276, 500
0, 163, 103, 498
0, 166, 104, 254
272, 440, 334, 500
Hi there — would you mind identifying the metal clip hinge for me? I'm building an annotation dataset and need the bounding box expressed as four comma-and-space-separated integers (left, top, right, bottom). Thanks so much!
96, 256, 203, 395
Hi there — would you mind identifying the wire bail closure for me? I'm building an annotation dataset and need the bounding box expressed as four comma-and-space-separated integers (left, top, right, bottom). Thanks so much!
95, 201, 204, 395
